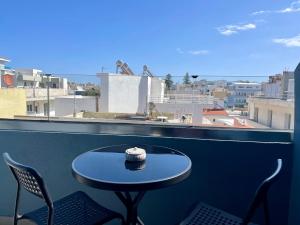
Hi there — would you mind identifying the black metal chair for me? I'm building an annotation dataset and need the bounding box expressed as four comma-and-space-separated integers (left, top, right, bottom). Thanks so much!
180, 159, 283, 225
3, 152, 125, 225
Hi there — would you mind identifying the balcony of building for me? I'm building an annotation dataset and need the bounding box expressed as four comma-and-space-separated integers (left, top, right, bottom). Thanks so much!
0, 64, 299, 225
0, 118, 294, 225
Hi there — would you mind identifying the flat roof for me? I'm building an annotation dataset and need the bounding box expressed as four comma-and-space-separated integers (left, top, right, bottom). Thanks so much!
0, 57, 10, 63
233, 82, 260, 85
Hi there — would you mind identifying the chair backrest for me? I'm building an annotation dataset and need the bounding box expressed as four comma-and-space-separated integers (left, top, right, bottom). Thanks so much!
242, 158, 283, 225
3, 153, 53, 224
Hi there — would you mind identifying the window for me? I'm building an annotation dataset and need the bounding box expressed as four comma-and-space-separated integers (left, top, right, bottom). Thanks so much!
27, 104, 33, 112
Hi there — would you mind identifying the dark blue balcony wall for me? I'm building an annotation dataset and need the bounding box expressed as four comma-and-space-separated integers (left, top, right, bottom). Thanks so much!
0, 124, 292, 225
289, 62, 300, 225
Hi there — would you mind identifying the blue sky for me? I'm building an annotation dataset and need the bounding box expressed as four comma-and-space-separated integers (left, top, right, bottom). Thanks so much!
0, 0, 300, 83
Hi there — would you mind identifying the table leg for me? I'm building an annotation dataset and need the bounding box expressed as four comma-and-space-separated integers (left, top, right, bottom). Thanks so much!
115, 191, 146, 225
137, 216, 144, 225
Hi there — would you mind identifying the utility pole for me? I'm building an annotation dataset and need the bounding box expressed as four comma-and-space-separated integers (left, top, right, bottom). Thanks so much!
191, 75, 199, 103
73, 88, 76, 117
45, 74, 51, 121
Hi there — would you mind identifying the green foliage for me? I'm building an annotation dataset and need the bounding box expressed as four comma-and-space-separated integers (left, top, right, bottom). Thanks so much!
148, 102, 156, 117
165, 74, 173, 90
183, 72, 191, 85
82, 88, 100, 96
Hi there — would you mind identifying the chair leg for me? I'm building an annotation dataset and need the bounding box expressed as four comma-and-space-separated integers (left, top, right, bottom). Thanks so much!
263, 198, 270, 225
14, 184, 21, 225
121, 216, 126, 225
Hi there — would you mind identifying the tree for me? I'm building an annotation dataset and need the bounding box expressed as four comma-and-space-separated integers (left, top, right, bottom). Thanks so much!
83, 87, 100, 96
183, 72, 191, 85
165, 74, 173, 91
148, 102, 156, 117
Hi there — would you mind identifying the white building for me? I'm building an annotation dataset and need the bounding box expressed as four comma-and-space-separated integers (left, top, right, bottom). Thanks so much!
0, 57, 15, 88
54, 96, 98, 117
288, 79, 294, 100
262, 72, 294, 100
14, 69, 69, 116
227, 82, 261, 108
15, 69, 68, 89
97, 73, 165, 114
248, 97, 294, 129
0, 57, 9, 69
25, 88, 68, 116
15, 69, 43, 87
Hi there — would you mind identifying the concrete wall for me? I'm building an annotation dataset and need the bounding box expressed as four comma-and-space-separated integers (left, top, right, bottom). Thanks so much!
99, 74, 143, 113
155, 103, 210, 124
264, 82, 281, 98
281, 72, 294, 99
248, 98, 294, 129
137, 76, 150, 114
99, 74, 165, 114
55, 96, 97, 116
0, 88, 26, 118
25, 88, 67, 98
288, 79, 294, 100
26, 100, 55, 116
150, 77, 165, 103
99, 73, 109, 112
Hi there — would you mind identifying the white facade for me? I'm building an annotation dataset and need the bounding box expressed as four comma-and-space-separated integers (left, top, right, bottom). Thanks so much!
98, 73, 165, 114
15, 68, 43, 87
248, 97, 294, 129
26, 100, 55, 117
54, 96, 98, 117
288, 79, 294, 100
154, 103, 214, 124
262, 72, 294, 100
227, 82, 261, 108
263, 82, 281, 98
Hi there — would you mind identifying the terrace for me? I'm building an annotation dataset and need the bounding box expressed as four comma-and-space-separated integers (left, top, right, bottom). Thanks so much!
0, 64, 298, 225
0, 118, 293, 225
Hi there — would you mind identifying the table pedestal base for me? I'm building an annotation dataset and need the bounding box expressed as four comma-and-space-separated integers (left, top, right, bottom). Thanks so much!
115, 191, 146, 225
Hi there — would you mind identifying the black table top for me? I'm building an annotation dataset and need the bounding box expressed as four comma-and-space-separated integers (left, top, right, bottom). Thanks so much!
72, 145, 192, 191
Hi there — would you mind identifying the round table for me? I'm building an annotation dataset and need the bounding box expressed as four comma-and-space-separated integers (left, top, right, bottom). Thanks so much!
72, 144, 192, 225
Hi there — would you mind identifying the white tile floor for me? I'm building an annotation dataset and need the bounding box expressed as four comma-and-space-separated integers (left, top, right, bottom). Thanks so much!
0, 217, 35, 225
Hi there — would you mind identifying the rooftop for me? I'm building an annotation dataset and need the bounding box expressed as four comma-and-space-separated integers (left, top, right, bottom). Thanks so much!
203, 108, 228, 116
0, 57, 10, 64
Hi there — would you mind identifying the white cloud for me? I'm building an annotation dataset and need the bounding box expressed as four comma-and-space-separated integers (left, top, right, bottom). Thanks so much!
273, 34, 300, 47
278, 1, 300, 13
176, 48, 184, 54
252, 1, 300, 15
217, 23, 256, 36
252, 10, 271, 16
176, 48, 210, 55
188, 50, 209, 55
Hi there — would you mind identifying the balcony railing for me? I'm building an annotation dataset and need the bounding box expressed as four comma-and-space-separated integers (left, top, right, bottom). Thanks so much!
0, 119, 293, 225
25, 88, 68, 99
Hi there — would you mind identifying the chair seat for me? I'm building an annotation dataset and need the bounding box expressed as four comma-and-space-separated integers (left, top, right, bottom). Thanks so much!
22, 191, 123, 225
180, 202, 258, 225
